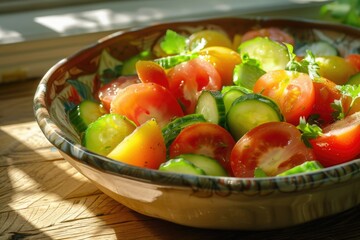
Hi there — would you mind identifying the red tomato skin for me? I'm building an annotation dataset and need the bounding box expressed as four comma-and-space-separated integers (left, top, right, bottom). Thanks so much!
311, 77, 342, 126
136, 60, 169, 88
241, 27, 295, 45
169, 122, 236, 175
253, 70, 315, 125
346, 54, 360, 71
310, 112, 360, 167
110, 82, 184, 128
98, 76, 140, 112
230, 122, 315, 177
167, 58, 222, 114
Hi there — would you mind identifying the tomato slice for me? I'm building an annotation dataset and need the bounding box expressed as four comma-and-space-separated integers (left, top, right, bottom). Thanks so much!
110, 82, 184, 128
107, 119, 166, 169
230, 122, 315, 177
241, 27, 295, 46
169, 122, 236, 175
167, 58, 222, 114
136, 60, 169, 88
253, 70, 315, 125
310, 77, 342, 126
97, 76, 140, 112
310, 111, 360, 167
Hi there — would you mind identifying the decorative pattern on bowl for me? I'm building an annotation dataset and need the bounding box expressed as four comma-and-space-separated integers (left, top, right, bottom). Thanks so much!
34, 17, 360, 230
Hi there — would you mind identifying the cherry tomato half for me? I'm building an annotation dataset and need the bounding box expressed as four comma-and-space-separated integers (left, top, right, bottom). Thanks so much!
346, 54, 360, 71
316, 56, 358, 85
169, 122, 236, 175
230, 122, 315, 177
136, 60, 169, 88
97, 76, 140, 112
110, 82, 184, 128
310, 77, 342, 126
253, 70, 315, 125
167, 58, 222, 114
199, 46, 242, 86
310, 111, 360, 167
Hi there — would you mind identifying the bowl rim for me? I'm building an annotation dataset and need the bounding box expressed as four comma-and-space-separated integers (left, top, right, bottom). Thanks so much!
34, 16, 360, 193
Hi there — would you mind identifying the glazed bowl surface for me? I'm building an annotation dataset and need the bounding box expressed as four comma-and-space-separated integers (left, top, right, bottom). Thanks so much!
34, 17, 360, 230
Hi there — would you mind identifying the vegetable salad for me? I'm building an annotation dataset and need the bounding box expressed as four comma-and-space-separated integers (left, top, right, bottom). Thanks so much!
69, 26, 360, 178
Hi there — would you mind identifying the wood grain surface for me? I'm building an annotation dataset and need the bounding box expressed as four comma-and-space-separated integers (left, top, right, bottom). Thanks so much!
0, 79, 359, 240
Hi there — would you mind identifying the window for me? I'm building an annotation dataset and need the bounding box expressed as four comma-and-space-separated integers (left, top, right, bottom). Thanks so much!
0, 0, 329, 83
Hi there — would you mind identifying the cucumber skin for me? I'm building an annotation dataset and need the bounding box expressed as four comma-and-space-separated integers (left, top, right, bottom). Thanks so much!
178, 154, 228, 176
162, 114, 206, 149
68, 100, 103, 133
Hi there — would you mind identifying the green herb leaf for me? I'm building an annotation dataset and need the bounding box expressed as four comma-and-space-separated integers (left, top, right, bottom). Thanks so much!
297, 117, 323, 147
285, 44, 320, 80
160, 30, 188, 55
254, 167, 268, 178
320, 0, 360, 27
331, 99, 345, 120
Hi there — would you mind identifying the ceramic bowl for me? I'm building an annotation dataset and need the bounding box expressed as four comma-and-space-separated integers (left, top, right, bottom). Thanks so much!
34, 17, 360, 230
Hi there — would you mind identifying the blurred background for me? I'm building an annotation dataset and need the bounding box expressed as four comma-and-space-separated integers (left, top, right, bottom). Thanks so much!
0, 0, 356, 84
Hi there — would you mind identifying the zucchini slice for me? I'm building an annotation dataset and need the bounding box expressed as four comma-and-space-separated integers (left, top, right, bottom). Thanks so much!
226, 93, 284, 140
69, 100, 104, 133
195, 90, 226, 126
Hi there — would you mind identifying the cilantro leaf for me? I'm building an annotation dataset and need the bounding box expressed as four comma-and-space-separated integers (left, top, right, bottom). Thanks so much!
160, 30, 188, 55
297, 117, 323, 148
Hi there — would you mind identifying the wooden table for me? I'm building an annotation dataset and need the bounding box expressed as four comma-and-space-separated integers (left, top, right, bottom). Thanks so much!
1, 78, 359, 240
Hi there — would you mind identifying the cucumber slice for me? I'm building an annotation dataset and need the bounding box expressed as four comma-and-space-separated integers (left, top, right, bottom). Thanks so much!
195, 90, 225, 126
178, 154, 228, 176
233, 62, 266, 90
347, 72, 360, 85
277, 161, 323, 176
162, 114, 206, 148
83, 113, 136, 156
238, 37, 290, 72
226, 93, 284, 140
222, 87, 247, 113
121, 50, 151, 75
154, 53, 198, 69
69, 100, 104, 133
295, 41, 338, 57
159, 158, 206, 176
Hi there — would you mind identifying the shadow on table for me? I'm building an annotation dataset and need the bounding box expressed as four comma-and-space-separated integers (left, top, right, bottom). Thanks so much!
0, 124, 359, 240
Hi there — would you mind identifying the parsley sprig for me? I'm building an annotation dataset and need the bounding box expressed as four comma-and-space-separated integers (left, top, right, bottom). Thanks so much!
332, 84, 360, 120
285, 43, 320, 80
297, 117, 323, 148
